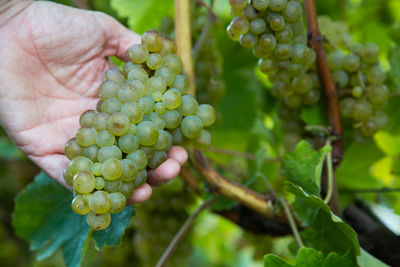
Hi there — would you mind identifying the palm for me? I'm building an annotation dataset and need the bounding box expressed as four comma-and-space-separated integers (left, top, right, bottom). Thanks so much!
0, 2, 187, 197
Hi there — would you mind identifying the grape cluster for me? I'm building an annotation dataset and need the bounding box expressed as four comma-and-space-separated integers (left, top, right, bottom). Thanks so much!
134, 178, 194, 267
63, 30, 216, 230
192, 2, 226, 106
319, 16, 389, 139
227, 0, 321, 150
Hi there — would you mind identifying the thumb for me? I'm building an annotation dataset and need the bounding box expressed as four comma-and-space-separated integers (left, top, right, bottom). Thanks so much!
93, 11, 141, 61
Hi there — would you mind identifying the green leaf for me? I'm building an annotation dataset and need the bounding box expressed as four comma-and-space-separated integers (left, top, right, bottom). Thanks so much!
388, 45, 400, 92
92, 205, 135, 250
264, 254, 292, 267
323, 250, 357, 267
336, 142, 384, 190
110, 0, 174, 34
12, 172, 134, 267
357, 248, 390, 267
283, 141, 330, 196
295, 247, 324, 267
300, 104, 328, 127
286, 183, 360, 256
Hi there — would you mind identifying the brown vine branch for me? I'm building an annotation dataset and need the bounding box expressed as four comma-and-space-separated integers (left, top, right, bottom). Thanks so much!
155, 197, 215, 267
304, 0, 342, 215
174, 0, 196, 95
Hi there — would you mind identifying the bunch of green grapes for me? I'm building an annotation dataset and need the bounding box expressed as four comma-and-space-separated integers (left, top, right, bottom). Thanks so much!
227, 0, 321, 150
134, 178, 195, 267
319, 16, 389, 139
63, 30, 216, 230
192, 2, 226, 106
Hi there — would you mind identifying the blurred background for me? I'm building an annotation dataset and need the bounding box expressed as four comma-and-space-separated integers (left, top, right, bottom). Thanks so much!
2, 0, 400, 266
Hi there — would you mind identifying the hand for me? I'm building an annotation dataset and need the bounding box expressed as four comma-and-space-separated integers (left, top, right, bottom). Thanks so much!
0, 1, 188, 203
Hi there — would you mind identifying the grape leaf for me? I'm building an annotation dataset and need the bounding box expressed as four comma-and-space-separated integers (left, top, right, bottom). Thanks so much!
282, 141, 330, 196
286, 183, 360, 256
357, 248, 390, 267
388, 46, 400, 92
264, 254, 292, 267
300, 104, 328, 127
110, 0, 174, 34
12, 172, 134, 267
295, 247, 324, 266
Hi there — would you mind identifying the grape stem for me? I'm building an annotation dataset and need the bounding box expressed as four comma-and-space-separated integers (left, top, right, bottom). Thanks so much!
323, 137, 334, 204
174, 0, 196, 95
304, 0, 343, 215
192, 0, 216, 57
155, 197, 215, 267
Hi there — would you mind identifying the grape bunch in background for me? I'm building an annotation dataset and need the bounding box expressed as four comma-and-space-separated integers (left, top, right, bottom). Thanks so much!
62, 31, 216, 230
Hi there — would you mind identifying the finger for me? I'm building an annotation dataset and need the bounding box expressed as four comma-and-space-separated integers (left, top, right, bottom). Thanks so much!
167, 146, 188, 166
127, 183, 152, 204
93, 12, 141, 61
147, 158, 181, 186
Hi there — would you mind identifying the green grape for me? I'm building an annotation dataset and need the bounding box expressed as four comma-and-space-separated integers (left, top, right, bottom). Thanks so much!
302, 89, 320, 106
76, 127, 97, 147
107, 112, 130, 136
148, 112, 166, 129
127, 80, 147, 100
360, 119, 378, 137
142, 30, 163, 52
284, 94, 301, 108
163, 54, 183, 74
98, 80, 119, 101
352, 99, 373, 122
197, 104, 216, 127
258, 58, 275, 74
155, 102, 166, 114
275, 24, 293, 43
71, 195, 90, 215
109, 192, 126, 213
173, 74, 190, 94
155, 66, 176, 86
127, 150, 148, 170
121, 159, 138, 181
148, 76, 167, 93
160, 37, 177, 55
339, 98, 356, 118
152, 91, 163, 101
252, 0, 270, 11
96, 130, 115, 147
118, 134, 139, 154
94, 112, 110, 131
87, 212, 111, 231
152, 130, 171, 150
367, 65, 386, 84
275, 43, 292, 60
127, 124, 137, 135
63, 168, 73, 186
97, 145, 122, 163
258, 33, 278, 52
269, 0, 287, 12
126, 44, 149, 64
352, 86, 363, 98
362, 43, 380, 64
181, 116, 203, 139
372, 112, 389, 128
73, 170, 95, 194
89, 191, 111, 214
101, 97, 122, 114
269, 14, 286, 32
192, 129, 212, 150
227, 16, 249, 41
170, 128, 186, 146
146, 53, 163, 70
123, 61, 139, 76
139, 145, 155, 159
121, 102, 143, 124
163, 110, 182, 129
65, 138, 83, 160
249, 18, 266, 35
82, 145, 98, 162
133, 169, 147, 186
102, 158, 123, 181
292, 43, 309, 64
104, 179, 122, 193
117, 83, 136, 103
96, 100, 102, 112
243, 4, 258, 20
179, 95, 199, 116
333, 70, 349, 88
368, 84, 389, 105
91, 162, 102, 176
162, 88, 182, 110
127, 67, 149, 84
229, 0, 247, 10
136, 121, 159, 146
293, 74, 312, 94
239, 32, 258, 48
120, 182, 135, 199
67, 156, 93, 177
283, 1, 301, 22
138, 95, 155, 115
95, 177, 105, 190
343, 54, 360, 73
80, 110, 97, 128
103, 68, 125, 85
148, 150, 167, 169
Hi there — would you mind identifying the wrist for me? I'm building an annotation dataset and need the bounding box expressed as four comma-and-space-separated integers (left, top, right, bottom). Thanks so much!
0, 0, 33, 27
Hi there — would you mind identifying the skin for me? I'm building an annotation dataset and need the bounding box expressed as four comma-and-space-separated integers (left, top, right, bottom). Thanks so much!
0, 1, 188, 203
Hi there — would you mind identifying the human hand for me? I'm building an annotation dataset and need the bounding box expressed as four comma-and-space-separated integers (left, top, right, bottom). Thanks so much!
0, 1, 188, 202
